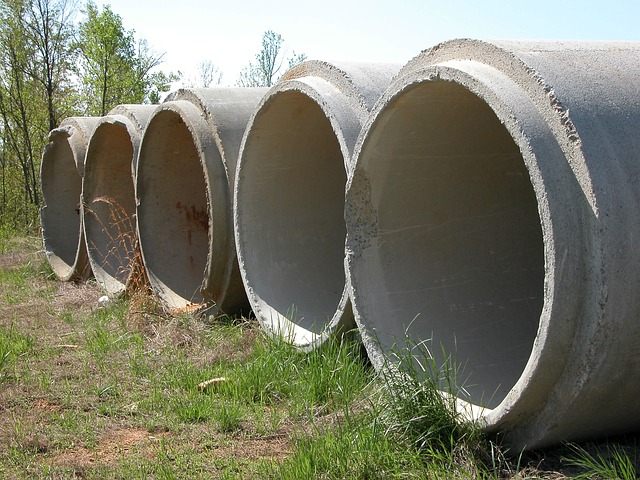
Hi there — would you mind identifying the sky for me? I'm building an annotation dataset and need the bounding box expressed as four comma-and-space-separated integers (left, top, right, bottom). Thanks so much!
91, 0, 640, 88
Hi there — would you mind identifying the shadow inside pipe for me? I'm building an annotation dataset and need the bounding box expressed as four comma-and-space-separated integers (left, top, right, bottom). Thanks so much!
238, 91, 348, 335
356, 80, 545, 409
41, 134, 82, 272
136, 110, 208, 308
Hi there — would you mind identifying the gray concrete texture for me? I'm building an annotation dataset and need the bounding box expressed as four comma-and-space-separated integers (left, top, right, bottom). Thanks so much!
135, 88, 266, 314
344, 39, 640, 449
40, 39, 640, 449
40, 116, 99, 282
233, 61, 400, 350
82, 104, 156, 295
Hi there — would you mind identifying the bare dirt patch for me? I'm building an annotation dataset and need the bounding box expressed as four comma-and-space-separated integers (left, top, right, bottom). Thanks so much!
32, 398, 64, 413
0, 250, 35, 270
208, 433, 292, 461
51, 280, 104, 310
52, 427, 168, 468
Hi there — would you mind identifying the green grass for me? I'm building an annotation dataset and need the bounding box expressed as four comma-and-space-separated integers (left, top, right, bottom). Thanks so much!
564, 443, 639, 480
0, 235, 639, 479
0, 259, 54, 304
0, 323, 35, 383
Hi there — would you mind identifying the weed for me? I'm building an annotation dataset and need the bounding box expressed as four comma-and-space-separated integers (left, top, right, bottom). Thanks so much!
267, 409, 425, 479
374, 332, 481, 456
564, 442, 639, 479
83, 195, 149, 297
215, 401, 246, 433
171, 393, 216, 423
274, 328, 498, 479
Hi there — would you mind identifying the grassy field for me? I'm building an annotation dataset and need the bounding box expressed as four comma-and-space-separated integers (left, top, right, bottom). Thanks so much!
1, 235, 638, 479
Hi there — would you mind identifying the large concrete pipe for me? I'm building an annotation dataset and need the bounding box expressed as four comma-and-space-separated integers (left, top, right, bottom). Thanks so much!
41, 117, 99, 282
82, 105, 155, 295
345, 39, 640, 448
136, 88, 266, 314
234, 61, 400, 349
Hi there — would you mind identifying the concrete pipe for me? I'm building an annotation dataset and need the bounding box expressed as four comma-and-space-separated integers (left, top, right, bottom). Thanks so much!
136, 88, 266, 314
40, 116, 99, 282
82, 105, 155, 296
234, 61, 400, 349
345, 39, 640, 448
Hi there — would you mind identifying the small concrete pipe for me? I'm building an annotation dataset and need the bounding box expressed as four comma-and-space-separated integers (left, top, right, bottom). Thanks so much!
234, 61, 400, 349
136, 88, 266, 314
345, 39, 640, 448
82, 104, 155, 295
40, 116, 99, 282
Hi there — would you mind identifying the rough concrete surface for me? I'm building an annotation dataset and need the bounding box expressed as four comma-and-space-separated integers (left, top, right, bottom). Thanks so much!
234, 61, 400, 350
135, 88, 266, 314
345, 39, 640, 449
41, 39, 640, 450
40, 116, 99, 282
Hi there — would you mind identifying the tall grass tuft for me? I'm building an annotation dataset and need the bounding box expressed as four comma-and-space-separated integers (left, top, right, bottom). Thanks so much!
375, 335, 480, 455
266, 330, 498, 479
268, 412, 426, 479
564, 442, 639, 480
218, 330, 371, 416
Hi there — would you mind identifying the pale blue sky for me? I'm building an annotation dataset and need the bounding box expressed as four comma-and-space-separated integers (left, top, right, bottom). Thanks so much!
93, 0, 640, 87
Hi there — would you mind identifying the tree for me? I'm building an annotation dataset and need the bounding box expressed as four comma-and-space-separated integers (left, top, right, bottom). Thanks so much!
236, 30, 307, 87
23, 0, 78, 131
182, 59, 223, 89
0, 0, 174, 232
0, 0, 54, 223
197, 59, 223, 87
133, 38, 179, 104
77, 1, 177, 115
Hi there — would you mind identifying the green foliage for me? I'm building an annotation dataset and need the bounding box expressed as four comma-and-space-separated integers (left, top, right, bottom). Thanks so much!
76, 2, 176, 115
0, 0, 176, 231
218, 332, 370, 416
265, 333, 495, 480
77, 1, 135, 115
22, 0, 79, 130
377, 336, 478, 454
0, 0, 47, 220
0, 0, 79, 232
236, 30, 307, 87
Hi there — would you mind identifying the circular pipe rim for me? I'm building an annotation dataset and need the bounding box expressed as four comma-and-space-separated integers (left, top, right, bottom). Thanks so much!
136, 101, 229, 311
40, 117, 98, 282
234, 78, 359, 349
82, 115, 142, 295
345, 60, 591, 446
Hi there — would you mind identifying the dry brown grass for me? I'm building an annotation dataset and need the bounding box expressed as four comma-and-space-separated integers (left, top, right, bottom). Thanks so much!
83, 195, 150, 296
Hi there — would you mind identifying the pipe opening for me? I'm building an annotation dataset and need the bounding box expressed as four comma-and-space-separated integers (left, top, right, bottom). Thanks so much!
359, 80, 545, 408
41, 137, 81, 272
137, 110, 208, 307
84, 123, 136, 286
239, 91, 347, 334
